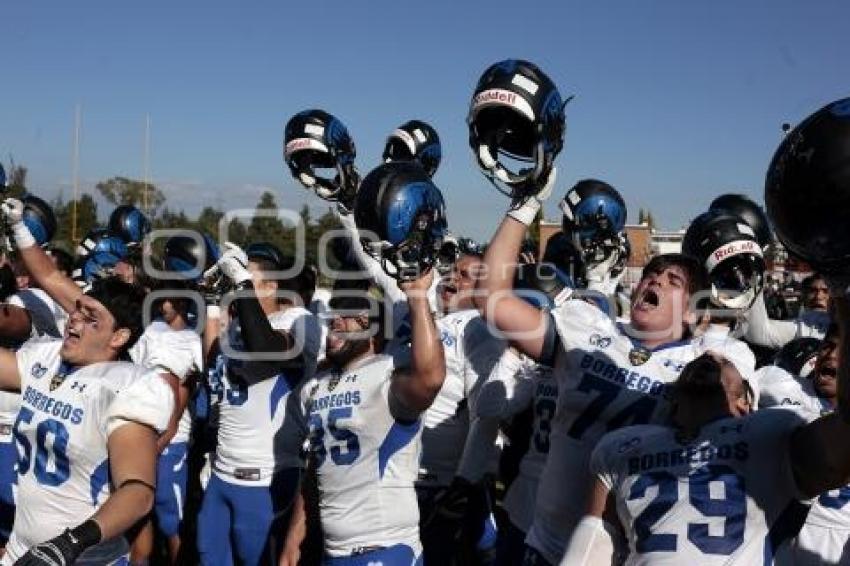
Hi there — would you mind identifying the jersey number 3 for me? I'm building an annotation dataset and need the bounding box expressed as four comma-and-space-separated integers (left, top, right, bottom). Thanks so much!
629, 464, 745, 555
13, 407, 71, 487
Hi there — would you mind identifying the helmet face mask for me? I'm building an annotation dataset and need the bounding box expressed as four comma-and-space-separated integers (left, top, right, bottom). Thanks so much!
709, 254, 765, 310
284, 110, 359, 205
560, 181, 627, 266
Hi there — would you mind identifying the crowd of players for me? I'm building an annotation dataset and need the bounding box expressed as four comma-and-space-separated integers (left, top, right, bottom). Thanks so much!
0, 59, 848, 566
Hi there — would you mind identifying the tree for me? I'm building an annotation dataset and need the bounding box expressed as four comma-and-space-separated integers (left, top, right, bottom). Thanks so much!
96, 176, 166, 217
646, 211, 656, 230
196, 206, 225, 239
638, 208, 646, 225
5, 162, 28, 199
246, 192, 292, 252
52, 194, 98, 249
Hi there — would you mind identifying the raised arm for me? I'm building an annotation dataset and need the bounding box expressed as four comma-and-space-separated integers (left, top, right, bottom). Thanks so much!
474, 172, 556, 361
390, 270, 445, 415
743, 291, 798, 349
2, 198, 82, 314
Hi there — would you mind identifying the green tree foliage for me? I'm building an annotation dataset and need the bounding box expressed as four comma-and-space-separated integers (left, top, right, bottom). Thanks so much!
96, 177, 166, 217
52, 194, 99, 250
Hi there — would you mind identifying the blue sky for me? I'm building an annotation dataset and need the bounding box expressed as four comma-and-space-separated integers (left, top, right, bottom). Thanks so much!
2, 0, 847, 241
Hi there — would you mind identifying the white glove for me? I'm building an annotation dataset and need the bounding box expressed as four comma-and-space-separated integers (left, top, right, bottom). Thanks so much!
585, 249, 623, 296
203, 241, 252, 286
0, 198, 35, 249
507, 167, 557, 226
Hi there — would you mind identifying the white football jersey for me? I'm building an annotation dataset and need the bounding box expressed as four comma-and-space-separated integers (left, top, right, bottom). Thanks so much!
756, 366, 829, 416
213, 307, 321, 486
418, 310, 505, 487
592, 409, 809, 565
503, 361, 557, 534
758, 372, 850, 565
130, 320, 204, 444
4, 338, 173, 563
281, 354, 423, 557
525, 300, 756, 564
8, 288, 66, 339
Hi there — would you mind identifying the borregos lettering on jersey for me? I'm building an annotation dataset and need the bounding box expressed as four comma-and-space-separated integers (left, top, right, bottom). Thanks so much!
308, 390, 361, 413
21, 385, 84, 424
626, 442, 750, 475
579, 354, 672, 399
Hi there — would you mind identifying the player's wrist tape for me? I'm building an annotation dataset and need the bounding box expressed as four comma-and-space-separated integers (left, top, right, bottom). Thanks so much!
11, 221, 36, 249
507, 198, 542, 226
206, 304, 221, 319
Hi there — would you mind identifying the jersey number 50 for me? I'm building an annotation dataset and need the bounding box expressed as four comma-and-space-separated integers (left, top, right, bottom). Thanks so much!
13, 407, 70, 487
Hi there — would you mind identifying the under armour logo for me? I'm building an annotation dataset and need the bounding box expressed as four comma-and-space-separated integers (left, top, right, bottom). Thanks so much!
70, 381, 87, 393
345, 374, 357, 383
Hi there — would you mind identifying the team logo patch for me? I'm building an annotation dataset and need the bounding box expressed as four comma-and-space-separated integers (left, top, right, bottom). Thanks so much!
628, 346, 652, 366
661, 358, 685, 372
589, 333, 612, 348
31, 363, 48, 379
49, 373, 66, 392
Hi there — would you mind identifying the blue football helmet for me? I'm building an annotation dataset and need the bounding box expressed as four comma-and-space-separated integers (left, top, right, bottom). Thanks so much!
108, 205, 151, 247
559, 179, 627, 265
75, 228, 129, 260
354, 162, 448, 281
72, 230, 129, 287
163, 232, 220, 281
21, 195, 57, 247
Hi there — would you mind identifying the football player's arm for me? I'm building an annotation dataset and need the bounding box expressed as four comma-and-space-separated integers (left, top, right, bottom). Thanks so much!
231, 290, 303, 386
91, 422, 159, 540
280, 488, 306, 566
475, 216, 549, 361
560, 478, 617, 566
0, 348, 21, 391
336, 209, 406, 305
390, 271, 445, 415
789, 294, 850, 497
11, 227, 82, 315
155, 372, 191, 452
743, 291, 798, 349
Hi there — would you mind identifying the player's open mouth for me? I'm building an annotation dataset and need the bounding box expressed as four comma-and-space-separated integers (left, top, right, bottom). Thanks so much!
634, 288, 660, 311
439, 283, 457, 298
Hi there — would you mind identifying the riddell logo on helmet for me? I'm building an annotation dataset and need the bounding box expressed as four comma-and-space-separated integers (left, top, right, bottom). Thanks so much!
705, 239, 763, 271
474, 89, 518, 107
284, 137, 328, 156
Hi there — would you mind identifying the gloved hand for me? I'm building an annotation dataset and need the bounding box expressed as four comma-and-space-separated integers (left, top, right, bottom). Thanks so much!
507, 167, 557, 226
1, 198, 35, 249
203, 242, 251, 287
15, 528, 89, 566
585, 248, 623, 296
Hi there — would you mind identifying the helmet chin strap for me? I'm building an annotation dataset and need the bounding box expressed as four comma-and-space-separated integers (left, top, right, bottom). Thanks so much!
478, 140, 549, 200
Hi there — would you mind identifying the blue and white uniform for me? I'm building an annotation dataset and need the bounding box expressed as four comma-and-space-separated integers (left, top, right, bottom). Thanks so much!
524, 300, 755, 565
590, 409, 810, 565
130, 320, 203, 538
281, 353, 424, 565
745, 292, 830, 349
2, 338, 173, 564
197, 306, 321, 565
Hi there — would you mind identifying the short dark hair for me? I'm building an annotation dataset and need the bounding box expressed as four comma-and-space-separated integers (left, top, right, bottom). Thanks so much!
802, 273, 827, 292
642, 253, 707, 296
85, 276, 146, 352
46, 247, 74, 277
249, 254, 317, 307
674, 353, 726, 401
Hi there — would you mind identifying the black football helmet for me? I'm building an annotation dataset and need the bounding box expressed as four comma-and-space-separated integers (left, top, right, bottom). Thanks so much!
383, 120, 442, 177
468, 59, 566, 200
514, 262, 573, 310
709, 194, 772, 250
765, 97, 850, 275
284, 109, 358, 208
354, 162, 448, 281
108, 205, 151, 247
683, 210, 765, 310
774, 336, 821, 378
559, 179, 627, 266
543, 231, 586, 288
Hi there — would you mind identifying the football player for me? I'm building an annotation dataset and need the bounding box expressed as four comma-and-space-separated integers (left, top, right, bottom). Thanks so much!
745, 273, 832, 348
474, 170, 755, 565
0, 197, 174, 565
565, 297, 850, 564
196, 241, 322, 565
279, 269, 446, 566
